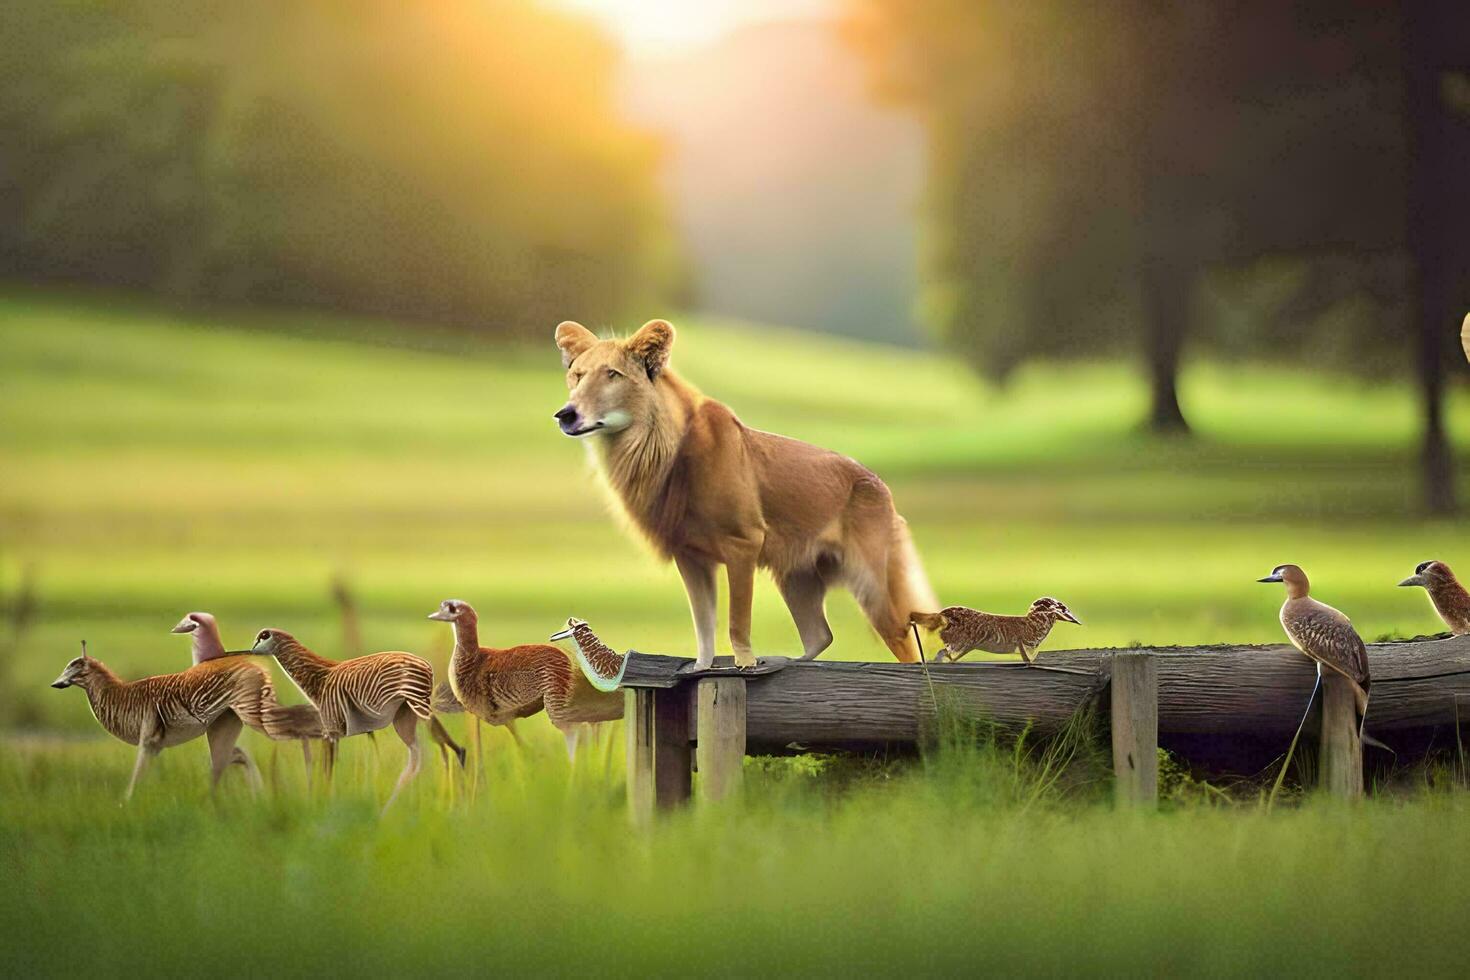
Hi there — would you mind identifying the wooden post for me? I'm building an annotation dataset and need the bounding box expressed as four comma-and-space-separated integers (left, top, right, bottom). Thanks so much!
1318, 672, 1363, 799
626, 689, 655, 826
652, 687, 692, 810
1110, 652, 1158, 807
695, 678, 746, 803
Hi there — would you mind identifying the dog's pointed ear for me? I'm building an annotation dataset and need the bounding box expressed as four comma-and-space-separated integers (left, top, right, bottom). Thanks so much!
555, 321, 598, 368
626, 319, 675, 380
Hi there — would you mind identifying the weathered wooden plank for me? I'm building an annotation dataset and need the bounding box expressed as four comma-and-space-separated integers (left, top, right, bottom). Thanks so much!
652, 687, 691, 810
1111, 653, 1158, 807
738, 660, 1106, 750
695, 678, 745, 802
625, 689, 655, 826
1319, 672, 1364, 799
616, 635, 1470, 754
620, 652, 787, 689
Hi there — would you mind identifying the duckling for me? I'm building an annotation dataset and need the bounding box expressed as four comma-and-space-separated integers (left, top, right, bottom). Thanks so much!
1398, 560, 1470, 635
910, 598, 1081, 664
428, 599, 622, 760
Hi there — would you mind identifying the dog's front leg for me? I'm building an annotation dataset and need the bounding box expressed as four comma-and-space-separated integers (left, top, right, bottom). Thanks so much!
726, 539, 762, 668
675, 553, 719, 670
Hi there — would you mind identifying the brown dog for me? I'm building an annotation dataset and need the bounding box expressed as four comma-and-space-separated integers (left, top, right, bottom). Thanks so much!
554, 319, 935, 667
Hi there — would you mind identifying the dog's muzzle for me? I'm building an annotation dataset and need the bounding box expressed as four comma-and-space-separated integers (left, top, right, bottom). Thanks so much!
554, 405, 581, 435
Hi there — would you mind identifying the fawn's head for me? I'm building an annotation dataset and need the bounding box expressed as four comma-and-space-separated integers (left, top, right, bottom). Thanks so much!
51, 643, 98, 689
251, 628, 294, 656
1030, 597, 1081, 625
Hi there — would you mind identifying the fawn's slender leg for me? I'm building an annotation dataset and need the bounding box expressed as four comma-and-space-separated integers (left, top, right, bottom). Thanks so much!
125, 719, 162, 803
383, 704, 423, 812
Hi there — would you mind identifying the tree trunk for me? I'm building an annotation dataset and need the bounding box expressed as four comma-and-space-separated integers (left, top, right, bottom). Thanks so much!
1140, 255, 1191, 434
1403, 0, 1464, 516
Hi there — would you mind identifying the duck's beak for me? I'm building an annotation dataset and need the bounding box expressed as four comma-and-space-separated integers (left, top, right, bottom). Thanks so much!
427, 610, 454, 622
170, 620, 195, 634
548, 626, 574, 642
1398, 574, 1426, 588
1257, 572, 1284, 583
50, 676, 71, 689
1061, 610, 1081, 625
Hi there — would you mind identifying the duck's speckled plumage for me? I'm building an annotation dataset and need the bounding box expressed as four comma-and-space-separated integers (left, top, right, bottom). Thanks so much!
554, 618, 627, 692
1267, 565, 1370, 718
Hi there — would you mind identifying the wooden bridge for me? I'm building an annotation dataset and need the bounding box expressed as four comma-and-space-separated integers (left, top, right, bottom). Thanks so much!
610, 633, 1470, 821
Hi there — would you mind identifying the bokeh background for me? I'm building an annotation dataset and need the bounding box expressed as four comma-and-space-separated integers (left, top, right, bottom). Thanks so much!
4, 0, 1468, 731
4, 2, 1470, 975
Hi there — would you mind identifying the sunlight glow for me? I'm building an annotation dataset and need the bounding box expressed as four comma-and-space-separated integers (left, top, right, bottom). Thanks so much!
554, 0, 836, 53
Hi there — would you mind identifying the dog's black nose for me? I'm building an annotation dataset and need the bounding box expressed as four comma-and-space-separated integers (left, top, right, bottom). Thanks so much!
554, 405, 580, 433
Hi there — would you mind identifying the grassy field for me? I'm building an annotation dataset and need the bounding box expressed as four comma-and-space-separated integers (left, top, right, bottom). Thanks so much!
3, 290, 1470, 975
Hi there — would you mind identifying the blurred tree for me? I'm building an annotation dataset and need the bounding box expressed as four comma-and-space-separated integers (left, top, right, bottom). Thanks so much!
0, 1, 679, 339
851, 0, 1468, 510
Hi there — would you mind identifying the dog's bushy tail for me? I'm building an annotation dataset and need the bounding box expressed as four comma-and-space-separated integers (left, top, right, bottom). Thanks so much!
890, 516, 938, 623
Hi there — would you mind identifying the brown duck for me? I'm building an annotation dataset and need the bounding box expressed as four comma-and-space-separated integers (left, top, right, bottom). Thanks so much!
910, 598, 1081, 664
1259, 564, 1369, 719
1398, 560, 1470, 635
428, 600, 622, 759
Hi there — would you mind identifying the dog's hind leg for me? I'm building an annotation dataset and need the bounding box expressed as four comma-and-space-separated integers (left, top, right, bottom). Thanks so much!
777, 569, 834, 660
725, 535, 764, 668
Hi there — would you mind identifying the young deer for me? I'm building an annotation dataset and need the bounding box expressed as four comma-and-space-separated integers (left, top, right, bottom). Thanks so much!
250, 629, 464, 811
51, 642, 271, 801
428, 600, 622, 761
172, 611, 325, 773
911, 598, 1081, 664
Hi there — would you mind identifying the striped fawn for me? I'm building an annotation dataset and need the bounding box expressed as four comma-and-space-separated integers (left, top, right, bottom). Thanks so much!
429, 600, 622, 761
250, 629, 465, 811
172, 612, 326, 776
51, 642, 272, 801
910, 598, 1081, 663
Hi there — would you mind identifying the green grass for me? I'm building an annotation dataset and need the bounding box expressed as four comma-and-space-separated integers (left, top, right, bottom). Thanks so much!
3, 290, 1470, 975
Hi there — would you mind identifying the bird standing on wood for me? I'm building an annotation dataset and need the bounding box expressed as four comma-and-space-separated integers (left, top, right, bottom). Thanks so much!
51, 641, 271, 801
548, 617, 628, 691
1398, 560, 1470, 635
428, 600, 622, 761
1259, 564, 1375, 798
250, 629, 465, 811
910, 598, 1081, 664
